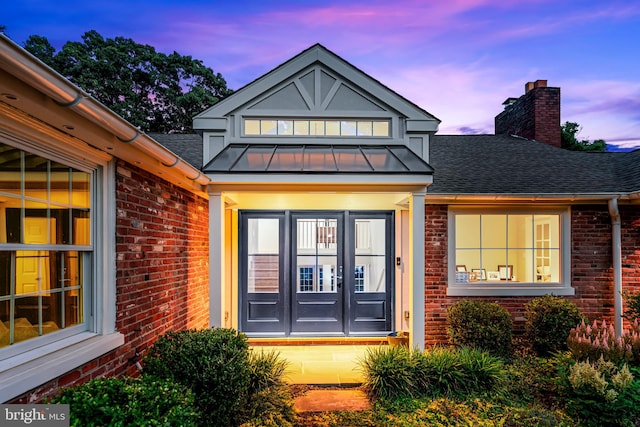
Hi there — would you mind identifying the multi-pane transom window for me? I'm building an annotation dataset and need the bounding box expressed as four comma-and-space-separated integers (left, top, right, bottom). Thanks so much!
452, 211, 563, 286
244, 119, 390, 137
0, 142, 90, 348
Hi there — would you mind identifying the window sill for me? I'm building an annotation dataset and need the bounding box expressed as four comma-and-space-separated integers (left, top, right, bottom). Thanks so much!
447, 285, 575, 297
0, 332, 124, 403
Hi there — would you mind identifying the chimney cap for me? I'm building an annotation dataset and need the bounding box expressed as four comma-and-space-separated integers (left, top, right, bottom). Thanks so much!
525, 79, 548, 93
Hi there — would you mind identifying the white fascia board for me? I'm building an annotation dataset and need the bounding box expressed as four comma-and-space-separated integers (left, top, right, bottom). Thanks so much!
406, 120, 439, 133
193, 117, 228, 132
205, 173, 433, 186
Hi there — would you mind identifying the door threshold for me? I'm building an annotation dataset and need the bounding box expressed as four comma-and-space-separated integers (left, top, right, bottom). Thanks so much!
249, 336, 388, 346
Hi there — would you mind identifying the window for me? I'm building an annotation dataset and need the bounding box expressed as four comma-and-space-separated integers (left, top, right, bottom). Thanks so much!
0, 144, 90, 349
0, 138, 122, 402
244, 119, 390, 137
448, 208, 572, 296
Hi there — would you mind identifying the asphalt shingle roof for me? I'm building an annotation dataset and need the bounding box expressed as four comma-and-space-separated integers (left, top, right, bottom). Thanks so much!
150, 131, 639, 197
428, 134, 635, 195
148, 133, 203, 169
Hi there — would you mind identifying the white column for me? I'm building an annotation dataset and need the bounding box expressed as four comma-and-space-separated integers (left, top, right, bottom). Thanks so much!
209, 192, 224, 328
410, 191, 426, 349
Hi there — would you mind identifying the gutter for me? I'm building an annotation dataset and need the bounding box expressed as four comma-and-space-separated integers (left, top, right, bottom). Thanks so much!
608, 198, 623, 337
0, 34, 210, 188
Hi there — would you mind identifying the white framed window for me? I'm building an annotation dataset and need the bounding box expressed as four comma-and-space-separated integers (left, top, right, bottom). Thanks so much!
447, 207, 573, 296
244, 118, 390, 137
0, 136, 123, 402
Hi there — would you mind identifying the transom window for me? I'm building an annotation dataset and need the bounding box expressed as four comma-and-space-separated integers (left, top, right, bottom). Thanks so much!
448, 208, 573, 296
244, 119, 390, 137
0, 142, 91, 349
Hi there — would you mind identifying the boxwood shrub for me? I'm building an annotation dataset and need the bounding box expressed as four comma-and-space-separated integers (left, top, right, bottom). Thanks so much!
49, 376, 199, 426
142, 328, 252, 427
447, 300, 513, 358
525, 294, 584, 356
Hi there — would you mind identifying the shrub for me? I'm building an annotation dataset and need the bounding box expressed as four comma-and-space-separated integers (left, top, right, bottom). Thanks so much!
49, 377, 200, 426
359, 345, 418, 399
624, 291, 640, 321
568, 319, 640, 365
560, 358, 640, 427
524, 295, 584, 356
447, 300, 513, 358
416, 346, 504, 397
359, 345, 504, 400
242, 349, 296, 427
143, 328, 252, 427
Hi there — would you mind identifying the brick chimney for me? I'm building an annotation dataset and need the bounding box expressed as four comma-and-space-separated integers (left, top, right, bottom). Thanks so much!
494, 80, 561, 147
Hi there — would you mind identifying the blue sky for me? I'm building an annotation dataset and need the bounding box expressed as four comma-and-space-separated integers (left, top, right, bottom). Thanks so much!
4, 0, 640, 149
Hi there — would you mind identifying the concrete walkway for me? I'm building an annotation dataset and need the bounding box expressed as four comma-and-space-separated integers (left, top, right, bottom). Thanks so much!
294, 388, 371, 412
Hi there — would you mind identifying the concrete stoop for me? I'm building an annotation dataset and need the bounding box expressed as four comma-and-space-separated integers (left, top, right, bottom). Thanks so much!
294, 389, 371, 412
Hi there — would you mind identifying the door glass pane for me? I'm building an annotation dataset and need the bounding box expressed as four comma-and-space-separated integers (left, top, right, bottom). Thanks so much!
296, 218, 337, 293
247, 218, 280, 293
354, 219, 386, 293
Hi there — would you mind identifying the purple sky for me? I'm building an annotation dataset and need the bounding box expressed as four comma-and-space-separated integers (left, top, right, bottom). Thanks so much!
4, 0, 640, 150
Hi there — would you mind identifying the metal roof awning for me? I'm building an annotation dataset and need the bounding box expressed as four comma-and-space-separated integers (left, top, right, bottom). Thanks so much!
203, 144, 434, 174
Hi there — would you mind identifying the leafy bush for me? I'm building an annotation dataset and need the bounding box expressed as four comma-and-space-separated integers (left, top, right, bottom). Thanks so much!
143, 328, 252, 427
242, 349, 296, 427
559, 358, 640, 427
624, 291, 640, 321
416, 346, 504, 397
359, 345, 418, 399
524, 295, 584, 356
447, 300, 513, 358
49, 377, 200, 426
568, 319, 640, 365
359, 345, 504, 400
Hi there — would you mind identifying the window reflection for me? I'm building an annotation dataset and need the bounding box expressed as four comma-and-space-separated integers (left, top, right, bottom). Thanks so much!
0, 142, 89, 348
454, 213, 561, 284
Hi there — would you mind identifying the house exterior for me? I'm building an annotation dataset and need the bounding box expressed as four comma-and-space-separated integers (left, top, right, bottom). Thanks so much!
0, 35, 210, 403
1, 38, 639, 403
185, 44, 640, 347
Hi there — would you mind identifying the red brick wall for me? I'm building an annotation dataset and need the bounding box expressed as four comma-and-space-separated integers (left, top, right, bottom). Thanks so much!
11, 160, 210, 403
423, 203, 640, 346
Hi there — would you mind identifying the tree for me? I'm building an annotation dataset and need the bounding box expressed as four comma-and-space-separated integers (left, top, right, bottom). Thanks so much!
24, 30, 231, 133
561, 121, 607, 152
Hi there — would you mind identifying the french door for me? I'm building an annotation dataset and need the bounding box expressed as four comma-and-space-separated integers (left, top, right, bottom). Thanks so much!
240, 211, 393, 336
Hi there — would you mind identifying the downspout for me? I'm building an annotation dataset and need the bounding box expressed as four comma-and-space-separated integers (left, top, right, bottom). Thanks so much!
608, 198, 623, 337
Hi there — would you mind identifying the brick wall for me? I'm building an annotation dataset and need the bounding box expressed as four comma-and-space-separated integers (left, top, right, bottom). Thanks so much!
495, 81, 561, 148
11, 160, 210, 403
423, 203, 640, 346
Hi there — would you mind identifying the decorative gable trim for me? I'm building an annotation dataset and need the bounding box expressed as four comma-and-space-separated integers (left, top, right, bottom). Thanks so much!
194, 44, 440, 124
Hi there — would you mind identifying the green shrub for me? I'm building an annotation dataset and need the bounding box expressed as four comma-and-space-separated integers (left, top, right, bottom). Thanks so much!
359, 345, 504, 400
447, 300, 513, 358
242, 349, 296, 427
568, 319, 640, 365
559, 358, 640, 427
143, 328, 251, 427
49, 376, 200, 427
359, 345, 418, 399
524, 295, 584, 356
416, 347, 504, 397
624, 291, 640, 321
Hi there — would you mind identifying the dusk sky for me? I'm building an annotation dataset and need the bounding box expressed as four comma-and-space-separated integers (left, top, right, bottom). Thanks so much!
4, 0, 640, 150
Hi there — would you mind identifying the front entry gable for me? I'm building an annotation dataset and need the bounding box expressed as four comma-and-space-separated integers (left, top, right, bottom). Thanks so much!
194, 44, 440, 165
247, 67, 386, 114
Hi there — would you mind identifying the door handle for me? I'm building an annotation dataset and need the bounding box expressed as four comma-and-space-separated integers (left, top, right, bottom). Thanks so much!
336, 266, 343, 289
